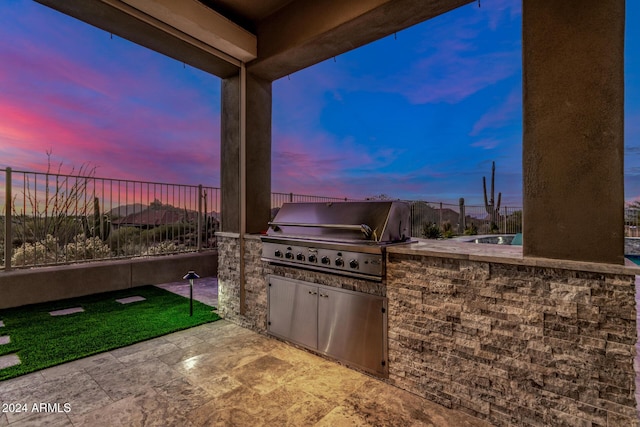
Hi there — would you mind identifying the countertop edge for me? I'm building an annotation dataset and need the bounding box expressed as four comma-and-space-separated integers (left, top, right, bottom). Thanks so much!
387, 241, 640, 276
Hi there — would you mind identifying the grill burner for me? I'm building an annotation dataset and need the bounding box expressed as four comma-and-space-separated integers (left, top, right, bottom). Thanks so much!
261, 201, 412, 280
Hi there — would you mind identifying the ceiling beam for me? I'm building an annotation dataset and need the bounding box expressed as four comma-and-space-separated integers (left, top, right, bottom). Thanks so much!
120, 0, 256, 62
250, 0, 475, 81
35, 0, 241, 79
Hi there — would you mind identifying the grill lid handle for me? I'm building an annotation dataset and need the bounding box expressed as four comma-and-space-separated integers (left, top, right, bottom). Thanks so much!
268, 221, 374, 240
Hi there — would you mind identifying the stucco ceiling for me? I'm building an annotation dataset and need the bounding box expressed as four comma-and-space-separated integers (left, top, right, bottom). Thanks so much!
35, 0, 474, 80
197, 0, 294, 32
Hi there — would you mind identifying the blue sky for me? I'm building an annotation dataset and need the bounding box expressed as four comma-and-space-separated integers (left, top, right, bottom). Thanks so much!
0, 0, 638, 206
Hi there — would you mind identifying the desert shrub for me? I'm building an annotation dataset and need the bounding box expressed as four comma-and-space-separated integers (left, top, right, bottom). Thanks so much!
11, 234, 62, 266
141, 241, 187, 256
442, 221, 455, 238
422, 222, 442, 239
141, 224, 195, 244
115, 243, 144, 257
464, 223, 479, 235
64, 234, 112, 261
108, 227, 142, 253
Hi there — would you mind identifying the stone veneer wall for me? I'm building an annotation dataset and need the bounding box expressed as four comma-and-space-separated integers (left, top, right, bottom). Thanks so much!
217, 233, 384, 334
625, 237, 640, 255
217, 234, 265, 331
386, 253, 637, 426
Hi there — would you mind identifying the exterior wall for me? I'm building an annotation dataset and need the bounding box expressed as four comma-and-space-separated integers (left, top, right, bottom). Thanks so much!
0, 251, 217, 309
386, 252, 637, 426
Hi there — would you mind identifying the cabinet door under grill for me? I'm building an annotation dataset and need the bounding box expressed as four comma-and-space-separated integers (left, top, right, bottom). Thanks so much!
268, 277, 318, 349
317, 287, 387, 376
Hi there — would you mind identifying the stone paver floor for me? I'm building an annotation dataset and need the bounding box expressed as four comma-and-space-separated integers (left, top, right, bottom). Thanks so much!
0, 277, 491, 426
0, 320, 490, 426
157, 277, 218, 308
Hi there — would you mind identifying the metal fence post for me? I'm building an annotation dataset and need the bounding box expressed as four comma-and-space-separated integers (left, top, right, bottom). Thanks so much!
503, 207, 507, 233
5, 167, 11, 271
197, 184, 203, 251
458, 198, 465, 234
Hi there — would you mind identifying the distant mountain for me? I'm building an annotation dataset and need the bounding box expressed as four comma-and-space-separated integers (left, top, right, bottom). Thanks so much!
107, 204, 146, 218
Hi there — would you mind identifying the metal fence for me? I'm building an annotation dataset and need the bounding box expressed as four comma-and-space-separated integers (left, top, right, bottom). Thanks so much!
407, 200, 522, 238
1, 167, 220, 270
271, 192, 352, 209
271, 196, 524, 238
626, 208, 640, 237
5, 165, 639, 270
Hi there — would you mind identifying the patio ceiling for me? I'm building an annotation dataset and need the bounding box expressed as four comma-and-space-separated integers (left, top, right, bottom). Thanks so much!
35, 0, 474, 81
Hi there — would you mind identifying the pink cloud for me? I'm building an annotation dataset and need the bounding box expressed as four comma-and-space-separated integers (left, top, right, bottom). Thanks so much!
0, 18, 221, 186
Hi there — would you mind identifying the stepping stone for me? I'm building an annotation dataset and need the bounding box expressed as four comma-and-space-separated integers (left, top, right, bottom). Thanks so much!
0, 354, 20, 369
115, 296, 146, 304
0, 336, 9, 345
50, 307, 85, 317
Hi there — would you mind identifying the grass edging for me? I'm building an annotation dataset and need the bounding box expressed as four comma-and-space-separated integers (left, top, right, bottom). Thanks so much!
0, 285, 219, 381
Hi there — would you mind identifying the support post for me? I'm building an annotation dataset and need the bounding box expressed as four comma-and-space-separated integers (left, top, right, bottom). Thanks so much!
220, 62, 272, 320
522, 0, 625, 264
239, 63, 247, 315
197, 184, 203, 251
4, 167, 11, 271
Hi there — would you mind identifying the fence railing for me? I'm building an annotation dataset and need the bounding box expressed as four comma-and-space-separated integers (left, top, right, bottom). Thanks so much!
5, 166, 639, 270
407, 200, 522, 238
626, 208, 640, 237
1, 167, 220, 270
271, 192, 352, 209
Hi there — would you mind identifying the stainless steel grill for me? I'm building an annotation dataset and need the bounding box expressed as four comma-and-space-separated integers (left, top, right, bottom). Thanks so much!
261, 201, 412, 280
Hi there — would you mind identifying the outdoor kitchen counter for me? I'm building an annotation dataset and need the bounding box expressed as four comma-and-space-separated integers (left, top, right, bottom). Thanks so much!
384, 238, 640, 425
387, 238, 640, 275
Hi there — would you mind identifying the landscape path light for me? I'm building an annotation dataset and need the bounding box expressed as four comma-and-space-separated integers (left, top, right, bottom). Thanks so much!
182, 270, 200, 316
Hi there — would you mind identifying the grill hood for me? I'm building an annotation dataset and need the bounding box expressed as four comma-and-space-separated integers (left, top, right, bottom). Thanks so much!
267, 201, 411, 243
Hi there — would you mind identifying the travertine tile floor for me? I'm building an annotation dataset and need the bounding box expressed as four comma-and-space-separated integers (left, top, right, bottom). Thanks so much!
0, 278, 491, 426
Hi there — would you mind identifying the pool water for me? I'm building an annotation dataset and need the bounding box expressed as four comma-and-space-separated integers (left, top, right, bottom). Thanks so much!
627, 255, 640, 265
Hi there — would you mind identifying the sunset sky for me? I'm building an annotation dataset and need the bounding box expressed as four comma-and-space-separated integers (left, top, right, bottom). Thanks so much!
1, 0, 638, 207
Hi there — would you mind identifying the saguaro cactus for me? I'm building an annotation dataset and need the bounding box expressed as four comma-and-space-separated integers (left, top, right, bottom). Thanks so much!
83, 197, 111, 240
483, 161, 502, 233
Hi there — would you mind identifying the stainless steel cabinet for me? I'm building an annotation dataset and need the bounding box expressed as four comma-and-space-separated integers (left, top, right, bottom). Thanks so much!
267, 276, 318, 349
268, 275, 388, 377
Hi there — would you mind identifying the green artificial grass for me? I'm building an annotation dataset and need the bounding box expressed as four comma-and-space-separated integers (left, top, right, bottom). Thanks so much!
0, 286, 219, 381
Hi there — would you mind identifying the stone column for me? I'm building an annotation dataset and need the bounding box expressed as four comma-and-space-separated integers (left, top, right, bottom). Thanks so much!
522, 0, 625, 264
220, 72, 272, 234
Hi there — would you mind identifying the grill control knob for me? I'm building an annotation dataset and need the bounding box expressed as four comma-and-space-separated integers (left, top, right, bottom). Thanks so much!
335, 258, 344, 267
275, 250, 283, 258
308, 254, 317, 263
285, 252, 294, 259
321, 256, 330, 265
296, 253, 305, 261
349, 259, 359, 269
